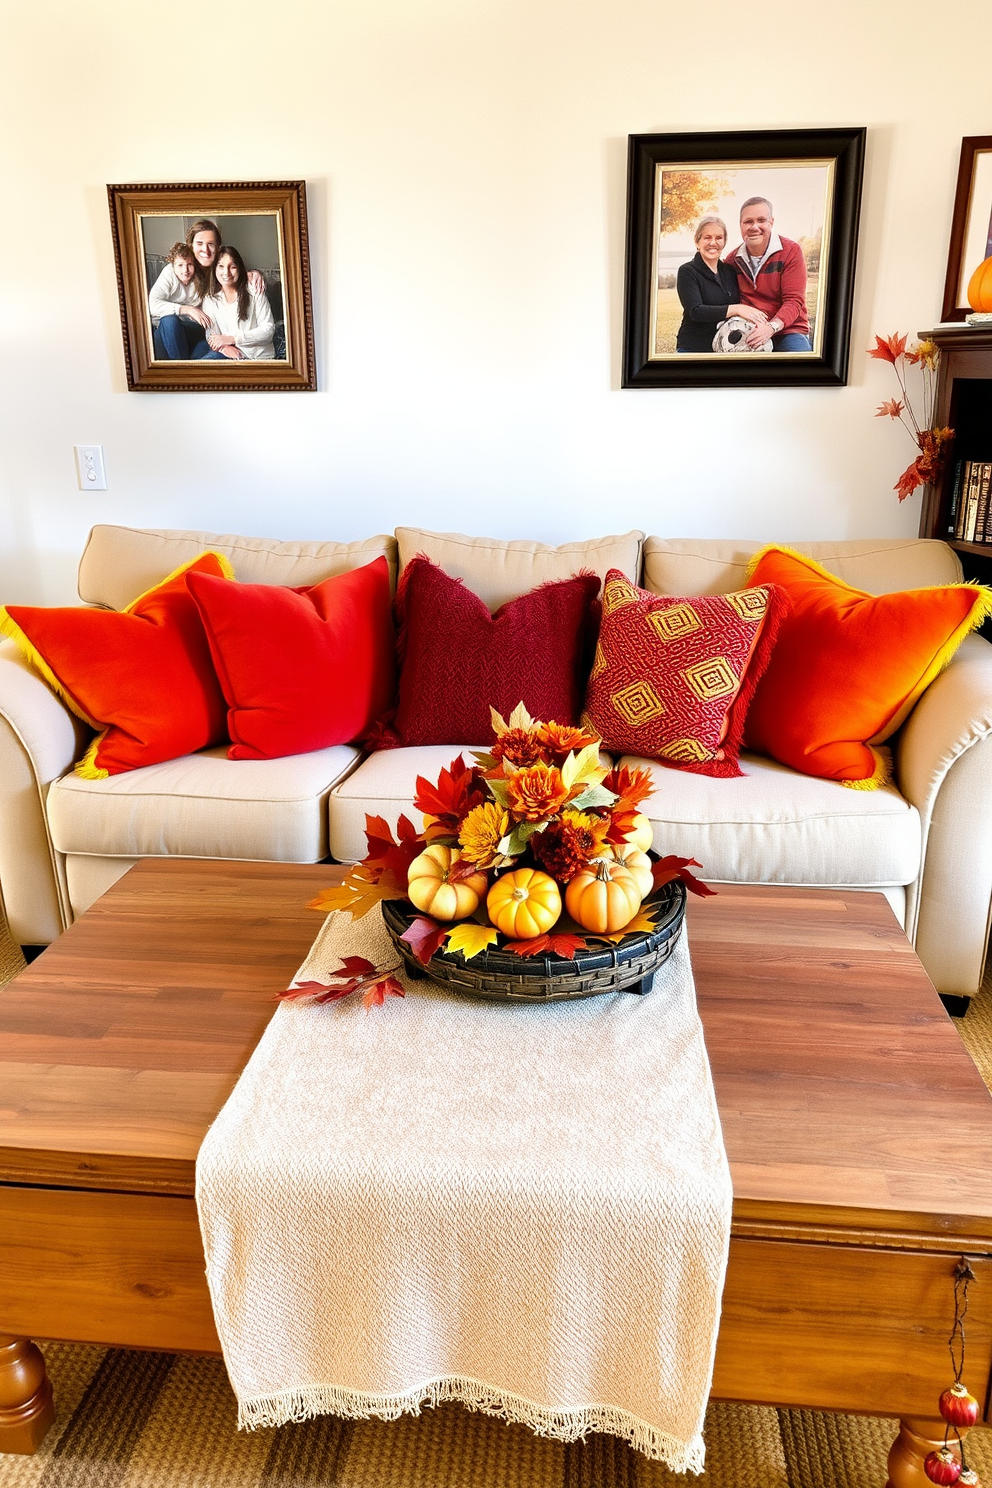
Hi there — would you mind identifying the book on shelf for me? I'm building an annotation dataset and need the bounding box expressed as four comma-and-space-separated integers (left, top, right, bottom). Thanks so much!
947, 460, 992, 545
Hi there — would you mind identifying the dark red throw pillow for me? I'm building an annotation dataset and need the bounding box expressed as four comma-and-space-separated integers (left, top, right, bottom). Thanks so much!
187, 557, 396, 760
380, 558, 601, 746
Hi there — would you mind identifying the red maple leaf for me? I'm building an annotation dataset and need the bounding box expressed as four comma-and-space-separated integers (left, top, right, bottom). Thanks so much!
602, 763, 654, 812
875, 398, 904, 420
413, 756, 487, 834
400, 915, 450, 965
363, 814, 424, 886
651, 854, 716, 898
894, 461, 925, 501
278, 956, 378, 1003
362, 974, 405, 1010
504, 932, 589, 958
867, 332, 907, 363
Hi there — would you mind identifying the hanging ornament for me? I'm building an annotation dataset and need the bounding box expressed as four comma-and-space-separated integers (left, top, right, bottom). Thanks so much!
957, 1470, 980, 1487
925, 1447, 963, 1485
940, 1383, 981, 1430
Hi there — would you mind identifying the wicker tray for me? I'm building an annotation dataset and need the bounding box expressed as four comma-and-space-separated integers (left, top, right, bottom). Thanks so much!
381, 879, 686, 1003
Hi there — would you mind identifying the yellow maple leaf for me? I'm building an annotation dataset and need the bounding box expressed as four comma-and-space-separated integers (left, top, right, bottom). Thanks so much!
597, 904, 662, 944
307, 869, 405, 920
561, 741, 608, 792
444, 922, 499, 960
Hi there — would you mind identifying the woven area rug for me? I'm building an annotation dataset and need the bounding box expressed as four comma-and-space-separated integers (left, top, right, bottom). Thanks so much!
0, 924, 989, 1485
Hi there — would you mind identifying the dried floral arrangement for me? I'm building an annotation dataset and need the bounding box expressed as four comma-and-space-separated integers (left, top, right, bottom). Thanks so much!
284, 704, 712, 1009
869, 333, 953, 501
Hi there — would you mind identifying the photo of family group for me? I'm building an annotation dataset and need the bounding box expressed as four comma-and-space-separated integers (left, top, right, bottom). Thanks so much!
140, 212, 287, 363
650, 162, 833, 358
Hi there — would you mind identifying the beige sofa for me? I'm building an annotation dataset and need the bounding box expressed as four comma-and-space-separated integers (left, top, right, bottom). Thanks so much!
2, 524, 991, 1006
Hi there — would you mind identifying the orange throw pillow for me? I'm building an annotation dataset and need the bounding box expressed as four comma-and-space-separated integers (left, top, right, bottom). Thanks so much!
0, 552, 234, 777
743, 546, 992, 788
583, 570, 788, 776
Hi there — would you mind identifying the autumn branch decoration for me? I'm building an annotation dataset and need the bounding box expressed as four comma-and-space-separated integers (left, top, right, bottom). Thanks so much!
290, 704, 714, 1007
869, 333, 953, 502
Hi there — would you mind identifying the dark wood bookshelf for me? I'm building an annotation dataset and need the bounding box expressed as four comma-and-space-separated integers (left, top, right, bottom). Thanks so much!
918, 326, 992, 570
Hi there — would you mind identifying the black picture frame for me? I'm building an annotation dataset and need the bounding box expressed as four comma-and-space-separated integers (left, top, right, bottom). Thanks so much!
108, 180, 317, 392
622, 128, 866, 389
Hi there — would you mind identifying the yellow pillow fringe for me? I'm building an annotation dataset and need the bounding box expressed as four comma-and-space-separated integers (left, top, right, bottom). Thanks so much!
75, 735, 110, 780
120, 549, 236, 614
0, 606, 102, 728
842, 745, 892, 791
2, 550, 236, 779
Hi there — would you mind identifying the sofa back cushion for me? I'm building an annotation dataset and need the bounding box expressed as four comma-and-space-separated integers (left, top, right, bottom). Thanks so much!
642, 538, 962, 598
395, 528, 644, 611
78, 525, 398, 611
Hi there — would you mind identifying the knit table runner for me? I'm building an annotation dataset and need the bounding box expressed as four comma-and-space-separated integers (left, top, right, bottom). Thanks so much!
196, 906, 732, 1473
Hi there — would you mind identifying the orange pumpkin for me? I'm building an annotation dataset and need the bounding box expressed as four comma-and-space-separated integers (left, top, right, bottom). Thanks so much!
603, 844, 653, 898
487, 868, 561, 939
967, 255, 992, 314
625, 813, 654, 853
565, 859, 642, 935
407, 844, 488, 921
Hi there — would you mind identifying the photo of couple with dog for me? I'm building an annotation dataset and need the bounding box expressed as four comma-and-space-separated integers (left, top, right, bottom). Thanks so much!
653, 164, 829, 357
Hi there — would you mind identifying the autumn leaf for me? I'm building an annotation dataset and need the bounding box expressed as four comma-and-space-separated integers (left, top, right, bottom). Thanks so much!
362, 975, 405, 1010
651, 854, 716, 898
278, 957, 377, 1003
867, 332, 907, 363
363, 813, 423, 887
445, 922, 499, 960
602, 764, 655, 813
307, 867, 407, 919
560, 742, 607, 793
400, 915, 451, 965
875, 398, 905, 419
490, 701, 537, 737
596, 906, 662, 943
413, 756, 486, 833
504, 932, 589, 958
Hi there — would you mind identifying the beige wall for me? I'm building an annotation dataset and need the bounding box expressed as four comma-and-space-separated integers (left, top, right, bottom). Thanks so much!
2, 0, 989, 604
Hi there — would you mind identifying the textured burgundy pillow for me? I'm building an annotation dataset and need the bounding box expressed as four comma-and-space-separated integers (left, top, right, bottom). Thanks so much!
379, 557, 601, 746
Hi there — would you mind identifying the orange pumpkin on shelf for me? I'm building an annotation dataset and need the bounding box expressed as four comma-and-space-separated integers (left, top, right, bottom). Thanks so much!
967, 254, 992, 314
565, 859, 642, 935
406, 845, 488, 922
487, 868, 562, 939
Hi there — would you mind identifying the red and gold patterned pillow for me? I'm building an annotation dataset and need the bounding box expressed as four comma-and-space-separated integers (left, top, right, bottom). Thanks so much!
583, 570, 788, 776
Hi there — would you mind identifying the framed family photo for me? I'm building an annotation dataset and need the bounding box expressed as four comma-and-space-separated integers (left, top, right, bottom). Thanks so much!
622, 128, 866, 388
108, 180, 316, 391
940, 136, 992, 322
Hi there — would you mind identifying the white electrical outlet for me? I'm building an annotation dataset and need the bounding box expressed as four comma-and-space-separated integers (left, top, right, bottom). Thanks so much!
74, 445, 108, 491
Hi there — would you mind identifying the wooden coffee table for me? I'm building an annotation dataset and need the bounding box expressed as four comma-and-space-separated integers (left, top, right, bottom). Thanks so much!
1, 860, 990, 1485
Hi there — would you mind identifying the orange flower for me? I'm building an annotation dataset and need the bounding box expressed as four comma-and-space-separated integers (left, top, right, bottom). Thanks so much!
458, 802, 509, 866
491, 728, 544, 767
506, 764, 570, 821
536, 721, 601, 758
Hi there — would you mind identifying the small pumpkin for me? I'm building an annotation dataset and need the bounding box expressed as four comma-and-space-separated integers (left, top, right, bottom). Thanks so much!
602, 844, 653, 898
487, 868, 562, 939
625, 813, 654, 853
407, 844, 488, 921
565, 859, 642, 935
967, 254, 992, 314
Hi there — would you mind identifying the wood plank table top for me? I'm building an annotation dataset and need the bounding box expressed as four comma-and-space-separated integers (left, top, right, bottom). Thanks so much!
1, 859, 991, 1248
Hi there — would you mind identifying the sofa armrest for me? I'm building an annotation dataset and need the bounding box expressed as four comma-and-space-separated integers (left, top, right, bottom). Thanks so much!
0, 639, 91, 944
895, 633, 992, 997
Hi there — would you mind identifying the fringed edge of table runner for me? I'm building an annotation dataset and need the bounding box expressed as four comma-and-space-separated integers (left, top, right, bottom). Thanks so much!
237, 1375, 706, 1472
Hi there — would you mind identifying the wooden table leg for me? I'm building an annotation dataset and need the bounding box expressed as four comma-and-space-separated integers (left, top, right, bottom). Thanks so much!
0, 1335, 55, 1454
886, 1416, 972, 1488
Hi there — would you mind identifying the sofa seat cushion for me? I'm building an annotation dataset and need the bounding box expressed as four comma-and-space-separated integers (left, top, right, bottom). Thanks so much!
621, 752, 921, 887
47, 744, 361, 862
329, 745, 488, 862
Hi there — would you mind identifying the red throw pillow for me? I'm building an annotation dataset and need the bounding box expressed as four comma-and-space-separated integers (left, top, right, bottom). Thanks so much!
0, 552, 233, 777
583, 570, 788, 776
187, 557, 396, 760
377, 557, 601, 746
